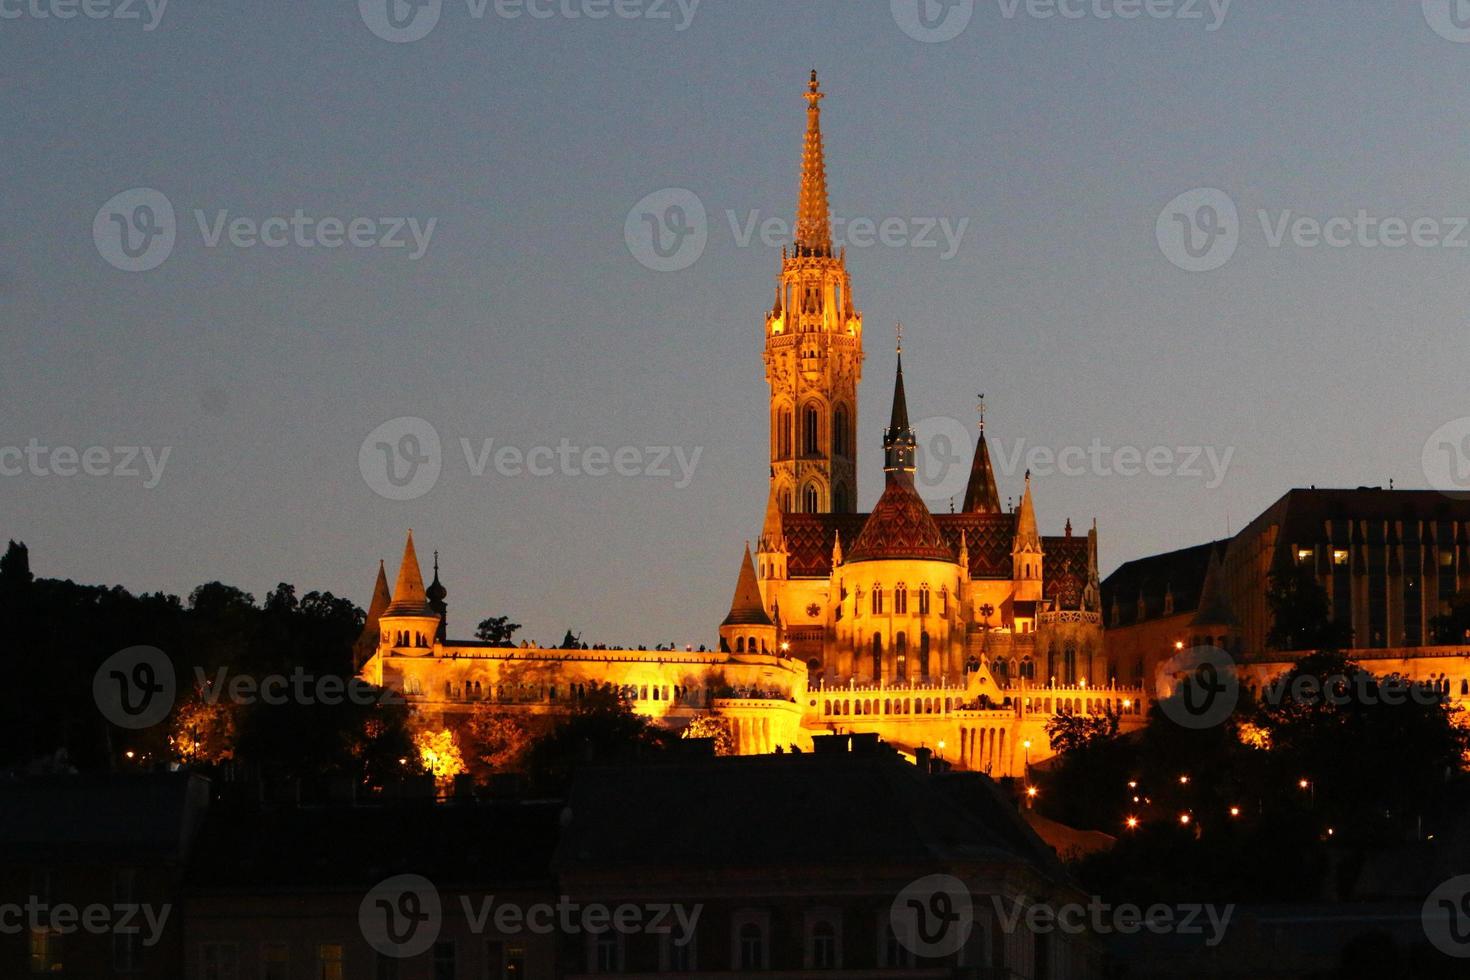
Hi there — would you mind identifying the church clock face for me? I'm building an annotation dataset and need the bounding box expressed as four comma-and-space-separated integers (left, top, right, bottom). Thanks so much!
806, 602, 821, 618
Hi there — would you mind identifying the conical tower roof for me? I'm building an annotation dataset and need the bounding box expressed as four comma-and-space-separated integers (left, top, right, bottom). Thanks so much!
721, 545, 774, 627
366, 560, 391, 623
1013, 472, 1042, 553
384, 530, 435, 617
963, 430, 1001, 514
758, 484, 786, 553
794, 70, 831, 254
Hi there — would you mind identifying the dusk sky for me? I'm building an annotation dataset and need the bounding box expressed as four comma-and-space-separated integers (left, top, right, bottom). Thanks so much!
4, 0, 1469, 646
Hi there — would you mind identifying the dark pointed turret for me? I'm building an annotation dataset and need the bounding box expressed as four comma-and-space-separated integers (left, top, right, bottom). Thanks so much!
962, 394, 1001, 513
426, 551, 448, 641
882, 343, 917, 480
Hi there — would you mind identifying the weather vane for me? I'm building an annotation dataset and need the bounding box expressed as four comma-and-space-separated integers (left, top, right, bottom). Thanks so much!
977, 393, 985, 432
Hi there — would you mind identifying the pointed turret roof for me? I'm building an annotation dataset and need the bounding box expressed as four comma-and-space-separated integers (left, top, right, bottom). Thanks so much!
384, 530, 435, 617
794, 70, 831, 254
1013, 472, 1042, 553
721, 545, 774, 627
366, 560, 391, 623
888, 350, 910, 432
963, 430, 1001, 513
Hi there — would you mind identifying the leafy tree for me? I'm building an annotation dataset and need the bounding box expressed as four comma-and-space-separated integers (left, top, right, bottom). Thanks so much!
475, 615, 521, 646
1045, 706, 1120, 754
524, 684, 673, 791
413, 727, 466, 789
1266, 554, 1350, 652
460, 705, 535, 780
681, 715, 735, 755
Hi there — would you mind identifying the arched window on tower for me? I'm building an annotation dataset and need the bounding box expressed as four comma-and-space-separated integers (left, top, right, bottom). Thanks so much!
833, 405, 849, 457
1063, 643, 1077, 685
872, 585, 884, 615
777, 408, 793, 460
919, 632, 930, 679
894, 583, 908, 614
803, 484, 820, 513
803, 404, 820, 456
918, 585, 930, 615
895, 632, 908, 681
781, 489, 792, 513
871, 633, 882, 681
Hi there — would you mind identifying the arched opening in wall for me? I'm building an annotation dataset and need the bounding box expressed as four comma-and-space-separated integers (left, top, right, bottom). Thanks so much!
895, 583, 908, 614
872, 586, 884, 615
1020, 656, 1035, 680
735, 637, 745, 653
1063, 644, 1077, 685
992, 658, 1008, 684
871, 633, 883, 681
777, 408, 793, 460
919, 632, 930, 680
803, 483, 820, 514
919, 585, 930, 615
833, 405, 849, 457
803, 404, 820, 456
781, 490, 792, 513
895, 632, 908, 681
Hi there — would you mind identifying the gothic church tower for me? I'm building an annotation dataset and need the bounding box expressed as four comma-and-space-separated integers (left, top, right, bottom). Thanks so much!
764, 71, 864, 516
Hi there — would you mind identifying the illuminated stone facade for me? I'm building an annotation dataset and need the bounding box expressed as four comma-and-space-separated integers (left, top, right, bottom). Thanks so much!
355, 74, 1148, 774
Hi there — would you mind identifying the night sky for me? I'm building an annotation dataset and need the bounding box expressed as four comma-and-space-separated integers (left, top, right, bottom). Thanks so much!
4, 1, 1468, 645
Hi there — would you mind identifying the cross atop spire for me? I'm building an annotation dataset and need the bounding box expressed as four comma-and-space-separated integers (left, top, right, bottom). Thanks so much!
977, 393, 985, 432
895, 321, 904, 354
794, 70, 831, 255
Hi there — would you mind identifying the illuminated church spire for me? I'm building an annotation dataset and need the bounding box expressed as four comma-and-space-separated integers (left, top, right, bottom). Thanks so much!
795, 69, 831, 256
763, 71, 863, 516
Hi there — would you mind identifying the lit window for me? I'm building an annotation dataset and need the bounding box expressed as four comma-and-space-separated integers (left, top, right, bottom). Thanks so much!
1297, 548, 1313, 563
1333, 549, 1348, 565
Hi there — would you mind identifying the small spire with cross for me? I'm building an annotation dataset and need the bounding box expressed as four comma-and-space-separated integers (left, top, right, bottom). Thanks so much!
977, 392, 986, 433
895, 321, 903, 354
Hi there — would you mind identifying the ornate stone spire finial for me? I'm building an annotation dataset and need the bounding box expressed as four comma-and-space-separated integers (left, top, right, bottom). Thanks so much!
977, 392, 985, 433
795, 70, 831, 254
